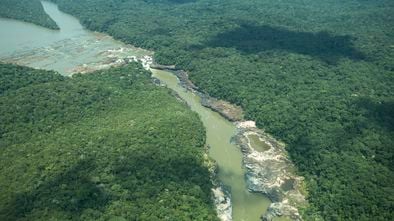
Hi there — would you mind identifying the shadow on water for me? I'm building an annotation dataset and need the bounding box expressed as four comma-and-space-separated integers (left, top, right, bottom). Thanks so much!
206, 23, 365, 64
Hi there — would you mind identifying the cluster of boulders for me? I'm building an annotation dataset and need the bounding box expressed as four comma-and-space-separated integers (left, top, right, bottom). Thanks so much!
234, 122, 307, 221
212, 185, 232, 221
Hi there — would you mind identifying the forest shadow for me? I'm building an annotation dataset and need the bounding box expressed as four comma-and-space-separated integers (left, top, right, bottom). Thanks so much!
0, 159, 109, 220
206, 23, 365, 64
0, 148, 214, 220
355, 98, 394, 131
113, 149, 212, 197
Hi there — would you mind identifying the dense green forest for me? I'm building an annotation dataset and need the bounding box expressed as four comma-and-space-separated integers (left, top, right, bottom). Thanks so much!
0, 0, 58, 29
49, 0, 394, 220
0, 63, 219, 220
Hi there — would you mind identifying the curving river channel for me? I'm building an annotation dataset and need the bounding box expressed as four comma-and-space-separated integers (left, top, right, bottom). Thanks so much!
0, 1, 271, 220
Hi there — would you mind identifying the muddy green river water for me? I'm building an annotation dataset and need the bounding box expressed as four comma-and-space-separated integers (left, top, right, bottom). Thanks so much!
0, 1, 149, 75
0, 1, 271, 220
151, 69, 271, 221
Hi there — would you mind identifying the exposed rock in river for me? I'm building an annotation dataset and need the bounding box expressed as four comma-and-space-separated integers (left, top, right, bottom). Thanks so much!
77, 53, 234, 221
157, 68, 244, 122
69, 48, 153, 74
172, 70, 200, 92
150, 62, 307, 221
203, 145, 233, 221
212, 185, 232, 221
234, 122, 307, 221
201, 96, 244, 122
72, 51, 306, 221
150, 63, 178, 71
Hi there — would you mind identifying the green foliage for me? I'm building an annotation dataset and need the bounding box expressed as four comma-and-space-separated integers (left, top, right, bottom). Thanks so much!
0, 63, 218, 221
0, 0, 58, 29
49, 0, 394, 220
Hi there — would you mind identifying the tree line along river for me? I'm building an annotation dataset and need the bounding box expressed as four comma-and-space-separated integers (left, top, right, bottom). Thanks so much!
0, 1, 272, 220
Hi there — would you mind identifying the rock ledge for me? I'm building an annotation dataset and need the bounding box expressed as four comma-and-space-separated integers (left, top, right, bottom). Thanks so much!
234, 122, 307, 221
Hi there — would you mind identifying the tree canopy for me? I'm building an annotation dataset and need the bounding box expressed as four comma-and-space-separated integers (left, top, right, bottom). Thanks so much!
0, 0, 58, 29
0, 63, 218, 221
49, 0, 394, 220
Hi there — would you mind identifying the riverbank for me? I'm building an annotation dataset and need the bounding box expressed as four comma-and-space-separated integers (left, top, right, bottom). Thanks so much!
204, 146, 233, 221
1, 1, 305, 218
148, 64, 244, 122
149, 62, 308, 221
36, 0, 394, 220
35, 39, 306, 220
179, 73, 308, 220
149, 67, 271, 221
234, 123, 307, 221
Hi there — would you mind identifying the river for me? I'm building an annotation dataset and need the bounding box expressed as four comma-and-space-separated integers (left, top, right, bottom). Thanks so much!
0, 1, 271, 220
0, 1, 150, 76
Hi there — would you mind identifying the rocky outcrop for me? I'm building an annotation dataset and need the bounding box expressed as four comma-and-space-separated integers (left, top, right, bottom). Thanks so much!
201, 96, 244, 122
172, 70, 200, 92
149, 60, 307, 220
234, 122, 307, 221
154, 68, 244, 122
149, 62, 233, 221
263, 202, 301, 221
212, 185, 232, 221
150, 63, 178, 71
203, 146, 233, 221
30, 42, 241, 221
